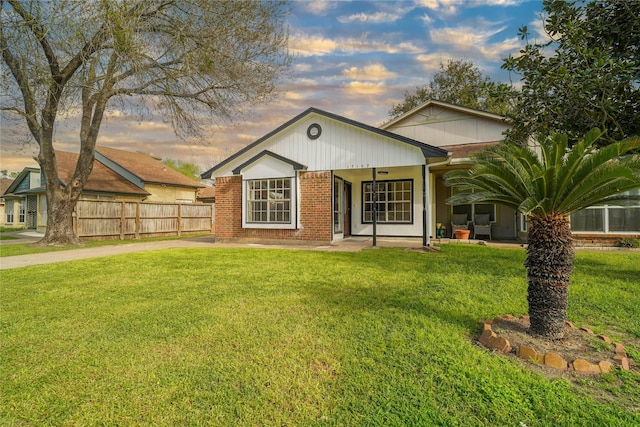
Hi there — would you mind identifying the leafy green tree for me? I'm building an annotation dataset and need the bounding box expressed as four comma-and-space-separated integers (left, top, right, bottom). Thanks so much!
1, 170, 19, 179
502, 0, 640, 145
389, 59, 516, 119
445, 130, 640, 339
1, 0, 291, 245
162, 159, 201, 182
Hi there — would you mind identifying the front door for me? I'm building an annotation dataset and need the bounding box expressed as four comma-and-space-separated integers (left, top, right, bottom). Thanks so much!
344, 182, 351, 237
334, 176, 352, 239
333, 176, 344, 238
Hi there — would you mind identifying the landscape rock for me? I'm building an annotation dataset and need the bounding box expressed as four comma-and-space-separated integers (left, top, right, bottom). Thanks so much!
597, 334, 612, 344
544, 353, 568, 370
620, 357, 630, 371
517, 346, 543, 364
479, 329, 496, 348
614, 343, 626, 358
573, 359, 600, 374
598, 361, 613, 374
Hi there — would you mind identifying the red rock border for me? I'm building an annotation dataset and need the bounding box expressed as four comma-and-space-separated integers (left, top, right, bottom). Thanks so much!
479, 315, 631, 374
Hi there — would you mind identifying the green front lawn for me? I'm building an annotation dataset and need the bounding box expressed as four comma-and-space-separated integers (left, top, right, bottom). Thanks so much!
1, 246, 638, 426
0, 233, 211, 257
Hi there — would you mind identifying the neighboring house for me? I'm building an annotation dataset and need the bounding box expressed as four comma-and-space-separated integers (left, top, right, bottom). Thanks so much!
2, 168, 42, 230
95, 146, 204, 203
0, 178, 14, 226
197, 185, 216, 204
2, 147, 204, 231
202, 100, 640, 245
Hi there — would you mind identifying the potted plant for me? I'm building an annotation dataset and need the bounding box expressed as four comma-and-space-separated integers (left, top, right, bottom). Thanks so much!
455, 229, 471, 239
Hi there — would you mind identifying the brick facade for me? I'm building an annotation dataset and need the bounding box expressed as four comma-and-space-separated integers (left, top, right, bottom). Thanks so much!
299, 171, 333, 242
214, 171, 333, 243
573, 233, 640, 247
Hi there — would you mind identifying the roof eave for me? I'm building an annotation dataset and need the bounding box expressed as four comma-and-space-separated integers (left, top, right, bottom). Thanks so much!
231, 150, 308, 175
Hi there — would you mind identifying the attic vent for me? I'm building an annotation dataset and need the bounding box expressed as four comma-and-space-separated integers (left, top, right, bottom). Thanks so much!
307, 123, 321, 140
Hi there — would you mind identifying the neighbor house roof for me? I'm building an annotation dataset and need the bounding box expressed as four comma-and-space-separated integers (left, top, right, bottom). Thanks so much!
56, 150, 150, 196
446, 141, 501, 159
197, 186, 216, 202
96, 146, 204, 188
1, 178, 14, 196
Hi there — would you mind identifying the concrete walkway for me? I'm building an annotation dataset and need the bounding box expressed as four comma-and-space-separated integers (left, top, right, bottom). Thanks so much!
0, 231, 523, 270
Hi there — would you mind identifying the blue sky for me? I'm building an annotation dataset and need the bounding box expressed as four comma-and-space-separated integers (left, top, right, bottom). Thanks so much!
1, 0, 546, 173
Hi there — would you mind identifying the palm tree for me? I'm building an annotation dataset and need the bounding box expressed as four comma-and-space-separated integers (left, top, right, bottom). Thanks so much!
445, 129, 640, 339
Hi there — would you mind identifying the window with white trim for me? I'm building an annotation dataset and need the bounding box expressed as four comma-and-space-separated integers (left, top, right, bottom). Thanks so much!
18, 199, 25, 223
246, 178, 292, 224
570, 190, 640, 233
519, 213, 528, 232
6, 200, 14, 223
362, 180, 412, 223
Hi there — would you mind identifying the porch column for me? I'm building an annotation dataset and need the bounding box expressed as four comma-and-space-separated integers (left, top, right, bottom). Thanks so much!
422, 164, 429, 247
372, 167, 377, 247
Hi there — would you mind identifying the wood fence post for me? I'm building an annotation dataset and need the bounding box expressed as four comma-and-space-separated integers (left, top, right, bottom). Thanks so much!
210, 204, 214, 233
120, 201, 126, 240
177, 204, 182, 236
135, 202, 140, 239
73, 204, 78, 236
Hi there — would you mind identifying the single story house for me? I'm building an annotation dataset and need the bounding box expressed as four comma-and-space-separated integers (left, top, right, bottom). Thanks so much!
2, 147, 204, 231
202, 100, 639, 246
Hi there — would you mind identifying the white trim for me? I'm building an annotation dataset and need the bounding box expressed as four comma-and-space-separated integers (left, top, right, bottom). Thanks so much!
519, 213, 528, 233
242, 176, 297, 230
570, 205, 640, 234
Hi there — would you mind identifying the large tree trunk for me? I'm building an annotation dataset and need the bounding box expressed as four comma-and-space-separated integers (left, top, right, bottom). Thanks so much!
525, 216, 574, 339
37, 136, 92, 247
40, 188, 83, 246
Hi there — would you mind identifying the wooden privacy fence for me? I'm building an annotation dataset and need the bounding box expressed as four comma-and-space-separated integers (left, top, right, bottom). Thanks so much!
73, 200, 214, 240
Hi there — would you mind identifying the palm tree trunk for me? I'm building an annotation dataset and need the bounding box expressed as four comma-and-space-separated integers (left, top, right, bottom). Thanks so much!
525, 216, 574, 339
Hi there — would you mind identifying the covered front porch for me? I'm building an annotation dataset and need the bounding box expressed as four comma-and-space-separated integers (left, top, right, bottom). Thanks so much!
330, 163, 525, 246
429, 166, 524, 242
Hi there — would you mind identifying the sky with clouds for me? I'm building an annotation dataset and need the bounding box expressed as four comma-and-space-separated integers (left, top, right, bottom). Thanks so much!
0, 0, 546, 175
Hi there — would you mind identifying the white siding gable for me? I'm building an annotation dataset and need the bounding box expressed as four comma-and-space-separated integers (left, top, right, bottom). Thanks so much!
384, 104, 508, 147
240, 155, 297, 180
210, 112, 427, 177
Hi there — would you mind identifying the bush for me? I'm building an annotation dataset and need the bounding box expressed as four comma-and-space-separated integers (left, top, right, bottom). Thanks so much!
615, 238, 640, 248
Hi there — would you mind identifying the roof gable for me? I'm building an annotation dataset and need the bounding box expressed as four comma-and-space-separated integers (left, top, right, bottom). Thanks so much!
379, 100, 509, 148
3, 168, 40, 196
55, 150, 150, 196
380, 99, 508, 130
202, 107, 448, 178
232, 150, 307, 175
